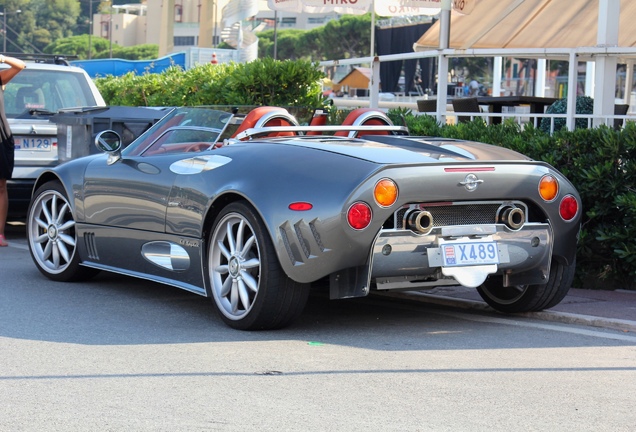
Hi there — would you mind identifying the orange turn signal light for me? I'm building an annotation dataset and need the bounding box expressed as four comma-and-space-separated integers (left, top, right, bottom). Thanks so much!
374, 178, 398, 207
539, 175, 559, 202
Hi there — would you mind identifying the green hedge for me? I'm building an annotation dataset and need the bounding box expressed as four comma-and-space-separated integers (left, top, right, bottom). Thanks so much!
95, 58, 326, 112
539, 95, 594, 134
388, 110, 636, 289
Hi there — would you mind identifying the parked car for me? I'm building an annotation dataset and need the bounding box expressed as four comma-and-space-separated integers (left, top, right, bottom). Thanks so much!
5, 55, 106, 217
26, 106, 582, 330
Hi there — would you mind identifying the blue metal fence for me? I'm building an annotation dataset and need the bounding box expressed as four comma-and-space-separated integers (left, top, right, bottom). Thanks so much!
71, 52, 187, 78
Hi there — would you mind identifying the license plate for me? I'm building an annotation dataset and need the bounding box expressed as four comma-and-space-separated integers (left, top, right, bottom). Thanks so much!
441, 241, 499, 267
15, 136, 56, 151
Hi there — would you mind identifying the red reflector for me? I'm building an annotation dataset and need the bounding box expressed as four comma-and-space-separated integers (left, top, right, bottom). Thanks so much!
559, 195, 579, 221
347, 202, 372, 230
289, 202, 313, 211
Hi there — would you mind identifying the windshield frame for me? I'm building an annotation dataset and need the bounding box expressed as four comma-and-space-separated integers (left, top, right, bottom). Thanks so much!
122, 107, 235, 157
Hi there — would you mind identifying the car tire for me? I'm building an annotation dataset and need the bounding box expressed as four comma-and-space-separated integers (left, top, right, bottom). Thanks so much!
207, 201, 310, 330
27, 181, 99, 282
476, 258, 575, 313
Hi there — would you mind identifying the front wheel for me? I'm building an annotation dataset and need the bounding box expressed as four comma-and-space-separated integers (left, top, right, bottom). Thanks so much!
476, 258, 575, 313
207, 201, 309, 330
27, 181, 99, 282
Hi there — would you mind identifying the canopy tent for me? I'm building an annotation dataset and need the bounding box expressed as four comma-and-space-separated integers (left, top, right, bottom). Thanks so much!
267, 0, 442, 16
407, 0, 633, 130
414, 0, 636, 50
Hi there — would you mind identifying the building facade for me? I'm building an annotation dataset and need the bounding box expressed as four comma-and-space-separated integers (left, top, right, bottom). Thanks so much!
94, 0, 339, 57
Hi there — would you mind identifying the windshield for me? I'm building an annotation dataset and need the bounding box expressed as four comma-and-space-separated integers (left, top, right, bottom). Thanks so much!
4, 69, 100, 117
123, 107, 236, 157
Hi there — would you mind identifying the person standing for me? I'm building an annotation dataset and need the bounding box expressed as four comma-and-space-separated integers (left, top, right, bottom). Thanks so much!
0, 54, 26, 246
468, 78, 480, 97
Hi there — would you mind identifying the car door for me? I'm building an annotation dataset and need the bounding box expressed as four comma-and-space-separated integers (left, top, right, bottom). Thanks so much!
82, 127, 220, 232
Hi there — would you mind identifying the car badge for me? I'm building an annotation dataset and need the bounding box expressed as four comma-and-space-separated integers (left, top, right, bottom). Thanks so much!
459, 173, 484, 191
30, 125, 37, 134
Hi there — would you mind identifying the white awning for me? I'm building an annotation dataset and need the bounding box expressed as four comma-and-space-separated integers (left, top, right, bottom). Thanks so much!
414, 0, 636, 50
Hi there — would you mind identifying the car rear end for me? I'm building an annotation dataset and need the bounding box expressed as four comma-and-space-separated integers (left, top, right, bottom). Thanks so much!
5, 61, 105, 217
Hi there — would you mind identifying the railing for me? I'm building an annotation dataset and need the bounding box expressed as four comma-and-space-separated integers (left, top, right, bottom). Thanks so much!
448, 112, 634, 134
320, 45, 636, 134
329, 97, 634, 134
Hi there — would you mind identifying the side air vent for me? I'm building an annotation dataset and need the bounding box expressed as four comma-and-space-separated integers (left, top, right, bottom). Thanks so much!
279, 219, 329, 266
84, 232, 99, 260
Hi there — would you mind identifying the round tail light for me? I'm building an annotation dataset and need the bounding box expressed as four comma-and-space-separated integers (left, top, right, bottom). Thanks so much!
374, 178, 398, 207
539, 174, 559, 202
347, 202, 372, 230
559, 195, 579, 221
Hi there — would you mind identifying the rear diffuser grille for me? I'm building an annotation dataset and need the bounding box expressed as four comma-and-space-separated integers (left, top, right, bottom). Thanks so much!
396, 203, 504, 229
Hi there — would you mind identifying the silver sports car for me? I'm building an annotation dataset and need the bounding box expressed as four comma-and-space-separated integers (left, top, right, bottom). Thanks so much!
27, 106, 582, 330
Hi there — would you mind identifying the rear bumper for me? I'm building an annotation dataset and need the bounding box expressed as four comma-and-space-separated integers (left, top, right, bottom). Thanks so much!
371, 223, 553, 290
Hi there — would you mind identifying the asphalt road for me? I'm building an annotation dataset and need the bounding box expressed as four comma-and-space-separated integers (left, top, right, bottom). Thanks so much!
2, 223, 636, 431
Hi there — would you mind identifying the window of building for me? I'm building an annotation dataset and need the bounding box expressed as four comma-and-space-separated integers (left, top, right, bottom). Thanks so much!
100, 22, 109, 38
174, 36, 196, 46
175, 5, 183, 22
308, 17, 326, 24
281, 17, 296, 27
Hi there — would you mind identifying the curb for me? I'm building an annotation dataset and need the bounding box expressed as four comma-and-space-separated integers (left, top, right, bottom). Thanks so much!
377, 291, 636, 334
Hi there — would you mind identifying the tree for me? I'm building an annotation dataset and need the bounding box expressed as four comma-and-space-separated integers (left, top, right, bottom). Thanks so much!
43, 35, 157, 60
2, 0, 35, 53
318, 14, 372, 60
76, 0, 111, 36
43, 34, 110, 58
92, 43, 158, 60
32, 0, 81, 49
257, 14, 372, 62
258, 29, 307, 60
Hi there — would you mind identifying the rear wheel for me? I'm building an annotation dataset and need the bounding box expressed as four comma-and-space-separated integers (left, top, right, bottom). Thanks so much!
476, 258, 575, 313
207, 201, 309, 330
27, 181, 99, 282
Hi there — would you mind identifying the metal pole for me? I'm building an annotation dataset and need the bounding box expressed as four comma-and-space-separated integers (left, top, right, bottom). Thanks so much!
370, 0, 375, 56
436, 0, 452, 124
88, 0, 93, 59
109, 9, 113, 58
213, 0, 218, 47
273, 11, 278, 60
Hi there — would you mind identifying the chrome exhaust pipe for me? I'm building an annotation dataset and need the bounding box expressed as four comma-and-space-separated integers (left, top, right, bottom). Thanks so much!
405, 210, 434, 234
500, 206, 525, 230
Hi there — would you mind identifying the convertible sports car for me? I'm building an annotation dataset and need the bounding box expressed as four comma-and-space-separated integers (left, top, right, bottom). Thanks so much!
26, 106, 581, 330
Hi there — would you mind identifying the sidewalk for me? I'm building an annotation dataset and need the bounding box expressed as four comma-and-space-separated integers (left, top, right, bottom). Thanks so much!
385, 286, 636, 333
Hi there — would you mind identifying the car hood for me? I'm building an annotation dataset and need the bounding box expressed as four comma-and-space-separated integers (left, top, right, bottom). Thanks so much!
280, 135, 531, 164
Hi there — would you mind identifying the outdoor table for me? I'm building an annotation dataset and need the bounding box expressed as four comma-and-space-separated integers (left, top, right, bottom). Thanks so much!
476, 96, 559, 124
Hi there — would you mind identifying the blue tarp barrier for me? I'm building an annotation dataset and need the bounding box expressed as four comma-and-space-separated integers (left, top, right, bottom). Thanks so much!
71, 52, 187, 78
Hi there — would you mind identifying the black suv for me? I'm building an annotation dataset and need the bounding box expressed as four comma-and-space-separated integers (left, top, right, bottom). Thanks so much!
3, 55, 106, 217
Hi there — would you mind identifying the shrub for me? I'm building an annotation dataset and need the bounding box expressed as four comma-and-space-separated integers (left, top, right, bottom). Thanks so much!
539, 95, 594, 134
94, 58, 328, 114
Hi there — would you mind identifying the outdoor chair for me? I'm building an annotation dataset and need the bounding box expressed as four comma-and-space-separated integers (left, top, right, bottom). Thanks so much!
614, 104, 629, 130
452, 97, 483, 123
417, 99, 437, 114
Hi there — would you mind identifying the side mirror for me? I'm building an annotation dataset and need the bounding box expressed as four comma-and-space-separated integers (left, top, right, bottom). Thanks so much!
95, 130, 122, 165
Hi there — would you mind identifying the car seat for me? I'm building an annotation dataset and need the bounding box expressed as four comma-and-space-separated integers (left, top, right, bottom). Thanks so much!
15, 86, 45, 110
